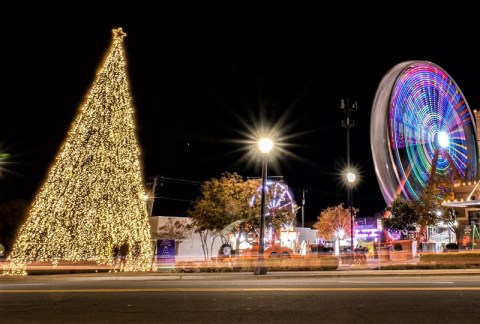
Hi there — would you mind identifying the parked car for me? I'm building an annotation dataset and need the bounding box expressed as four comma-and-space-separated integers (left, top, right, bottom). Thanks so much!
218, 243, 293, 259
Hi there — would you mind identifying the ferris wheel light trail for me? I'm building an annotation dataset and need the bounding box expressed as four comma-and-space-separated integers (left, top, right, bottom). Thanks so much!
371, 61, 478, 205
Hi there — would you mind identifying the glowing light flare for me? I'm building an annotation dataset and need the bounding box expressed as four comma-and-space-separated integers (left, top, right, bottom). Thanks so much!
346, 172, 356, 183
258, 138, 273, 154
438, 131, 449, 148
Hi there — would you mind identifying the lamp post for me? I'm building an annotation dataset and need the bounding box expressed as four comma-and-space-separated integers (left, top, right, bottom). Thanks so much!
336, 229, 345, 256
347, 171, 356, 253
341, 99, 357, 256
377, 223, 382, 270
254, 138, 273, 275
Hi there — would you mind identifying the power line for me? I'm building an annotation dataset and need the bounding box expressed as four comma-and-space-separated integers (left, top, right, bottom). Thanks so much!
149, 175, 382, 201
151, 176, 202, 186
292, 186, 384, 201
155, 196, 194, 203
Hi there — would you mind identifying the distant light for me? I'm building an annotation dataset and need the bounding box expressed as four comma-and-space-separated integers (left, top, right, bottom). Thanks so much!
337, 229, 345, 239
0, 153, 10, 160
258, 138, 273, 154
438, 131, 449, 148
347, 172, 356, 183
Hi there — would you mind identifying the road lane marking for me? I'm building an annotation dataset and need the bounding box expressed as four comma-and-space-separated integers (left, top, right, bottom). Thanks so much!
2, 287, 480, 293
339, 281, 454, 284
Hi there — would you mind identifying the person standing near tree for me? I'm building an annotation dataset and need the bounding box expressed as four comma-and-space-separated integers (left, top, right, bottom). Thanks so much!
119, 242, 129, 269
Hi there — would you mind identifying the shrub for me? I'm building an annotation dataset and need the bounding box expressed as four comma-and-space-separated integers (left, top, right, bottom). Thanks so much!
173, 256, 340, 273
420, 252, 480, 265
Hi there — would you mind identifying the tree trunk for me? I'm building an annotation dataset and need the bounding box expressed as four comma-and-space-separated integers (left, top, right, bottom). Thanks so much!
175, 241, 179, 256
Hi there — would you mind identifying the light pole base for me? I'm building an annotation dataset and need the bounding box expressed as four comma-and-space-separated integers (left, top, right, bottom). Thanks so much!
253, 257, 267, 275
253, 266, 267, 275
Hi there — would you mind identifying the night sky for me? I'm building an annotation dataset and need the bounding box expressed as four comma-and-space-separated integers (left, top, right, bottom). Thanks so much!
1, 8, 478, 224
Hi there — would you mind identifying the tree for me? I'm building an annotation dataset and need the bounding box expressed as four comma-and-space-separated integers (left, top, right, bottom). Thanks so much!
383, 197, 419, 240
4, 28, 153, 275
187, 172, 260, 259
187, 172, 299, 258
314, 204, 358, 240
158, 217, 193, 255
158, 217, 193, 243
0, 199, 28, 256
412, 174, 456, 239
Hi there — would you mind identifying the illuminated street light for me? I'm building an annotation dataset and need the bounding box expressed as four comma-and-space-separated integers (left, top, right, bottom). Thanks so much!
254, 137, 273, 275
347, 172, 356, 183
341, 98, 358, 261
258, 138, 273, 154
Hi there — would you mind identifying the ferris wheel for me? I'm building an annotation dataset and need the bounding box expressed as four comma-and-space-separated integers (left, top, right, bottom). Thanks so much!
250, 179, 296, 225
217, 180, 297, 258
371, 61, 478, 204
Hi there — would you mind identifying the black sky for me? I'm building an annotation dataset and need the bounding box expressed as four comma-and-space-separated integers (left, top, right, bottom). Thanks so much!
0, 8, 478, 223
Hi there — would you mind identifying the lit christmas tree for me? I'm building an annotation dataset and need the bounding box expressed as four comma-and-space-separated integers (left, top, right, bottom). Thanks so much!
4, 28, 154, 275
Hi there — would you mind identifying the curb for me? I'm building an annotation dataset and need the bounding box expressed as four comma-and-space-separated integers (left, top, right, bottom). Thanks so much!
3, 269, 480, 281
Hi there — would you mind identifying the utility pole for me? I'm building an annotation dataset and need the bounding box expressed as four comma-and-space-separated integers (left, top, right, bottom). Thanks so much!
147, 176, 158, 217
301, 188, 306, 228
340, 99, 358, 254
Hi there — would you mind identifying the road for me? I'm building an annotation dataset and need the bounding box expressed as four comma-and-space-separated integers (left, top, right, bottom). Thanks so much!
2, 271, 480, 323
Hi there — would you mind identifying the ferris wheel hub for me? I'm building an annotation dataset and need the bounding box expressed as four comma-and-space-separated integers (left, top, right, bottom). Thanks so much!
437, 131, 450, 148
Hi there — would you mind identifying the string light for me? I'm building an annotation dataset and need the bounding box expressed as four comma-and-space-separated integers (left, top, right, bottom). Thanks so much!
3, 28, 153, 275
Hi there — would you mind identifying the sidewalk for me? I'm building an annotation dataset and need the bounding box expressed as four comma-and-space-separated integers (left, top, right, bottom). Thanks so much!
2, 257, 480, 279
4, 267, 480, 281
338, 255, 420, 270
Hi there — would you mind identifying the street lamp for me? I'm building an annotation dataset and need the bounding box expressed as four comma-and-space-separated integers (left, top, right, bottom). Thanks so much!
254, 138, 273, 275
341, 99, 357, 257
347, 171, 356, 253
335, 229, 345, 256
377, 222, 382, 270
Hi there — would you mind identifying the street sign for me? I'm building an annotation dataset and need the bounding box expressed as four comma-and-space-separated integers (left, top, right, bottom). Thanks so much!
156, 239, 175, 271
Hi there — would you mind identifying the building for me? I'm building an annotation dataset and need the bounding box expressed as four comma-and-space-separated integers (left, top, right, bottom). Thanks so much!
150, 216, 321, 259
149, 216, 223, 262
443, 181, 480, 228
442, 109, 480, 226
440, 109, 480, 247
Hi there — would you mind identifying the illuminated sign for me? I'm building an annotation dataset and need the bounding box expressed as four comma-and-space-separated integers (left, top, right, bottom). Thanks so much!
355, 229, 380, 238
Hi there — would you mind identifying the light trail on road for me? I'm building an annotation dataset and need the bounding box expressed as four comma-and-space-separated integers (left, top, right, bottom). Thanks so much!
2, 286, 480, 293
